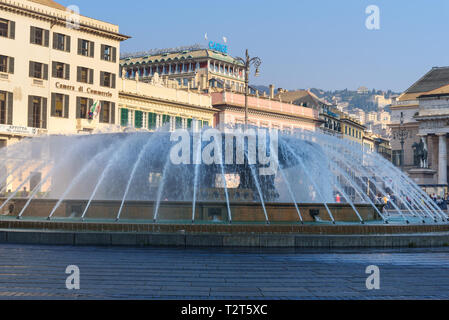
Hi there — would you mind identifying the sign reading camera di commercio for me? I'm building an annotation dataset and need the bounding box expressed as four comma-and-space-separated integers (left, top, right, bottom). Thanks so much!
0, 124, 38, 136
208, 41, 228, 54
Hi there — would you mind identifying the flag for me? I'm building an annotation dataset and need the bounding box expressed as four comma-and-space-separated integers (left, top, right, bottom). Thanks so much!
89, 100, 101, 119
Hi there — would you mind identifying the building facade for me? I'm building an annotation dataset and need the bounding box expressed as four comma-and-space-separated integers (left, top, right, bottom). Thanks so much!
118, 77, 216, 132
390, 66, 449, 196
0, 0, 129, 146
212, 91, 321, 132
120, 48, 246, 93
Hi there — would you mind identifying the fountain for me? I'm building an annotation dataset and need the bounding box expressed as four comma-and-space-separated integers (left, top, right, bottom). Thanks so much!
0, 125, 447, 232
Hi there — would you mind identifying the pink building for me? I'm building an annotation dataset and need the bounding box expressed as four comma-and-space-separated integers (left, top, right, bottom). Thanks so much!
211, 92, 321, 132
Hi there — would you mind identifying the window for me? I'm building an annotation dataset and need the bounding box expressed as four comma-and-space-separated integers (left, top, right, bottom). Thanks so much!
52, 62, 70, 80
0, 91, 13, 125
162, 114, 170, 126
121, 108, 129, 126
183, 78, 188, 87
27, 96, 47, 129
392, 150, 403, 167
135, 110, 143, 128
175, 116, 182, 129
99, 101, 115, 124
148, 112, 157, 130
30, 27, 49, 46
101, 45, 116, 62
0, 55, 14, 74
53, 33, 71, 52
100, 72, 116, 88
77, 67, 93, 84
78, 39, 94, 57
76, 97, 93, 119
51, 93, 69, 118
29, 61, 48, 80
0, 18, 14, 39
187, 118, 192, 129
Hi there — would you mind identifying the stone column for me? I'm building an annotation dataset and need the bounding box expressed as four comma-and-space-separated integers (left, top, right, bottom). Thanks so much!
438, 133, 448, 185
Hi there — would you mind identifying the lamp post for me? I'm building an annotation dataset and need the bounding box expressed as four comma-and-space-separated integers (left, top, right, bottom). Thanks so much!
235, 50, 261, 130
397, 112, 409, 171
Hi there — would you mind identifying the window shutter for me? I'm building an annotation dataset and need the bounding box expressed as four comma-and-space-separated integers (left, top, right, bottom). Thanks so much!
42, 98, 48, 129
77, 39, 82, 55
43, 64, 48, 80
100, 45, 105, 60
9, 21, 15, 39
112, 47, 117, 63
100, 71, 104, 86
28, 96, 33, 127
89, 69, 93, 84
65, 63, 70, 80
30, 26, 35, 44
51, 93, 56, 117
76, 97, 81, 119
52, 62, 56, 78
112, 74, 116, 89
8, 57, 14, 74
77, 67, 81, 82
44, 30, 49, 47
52, 34, 57, 49
64, 95, 69, 118
65, 35, 71, 52
99, 101, 104, 123
29, 61, 34, 78
90, 41, 94, 58
110, 102, 115, 124
7, 92, 13, 125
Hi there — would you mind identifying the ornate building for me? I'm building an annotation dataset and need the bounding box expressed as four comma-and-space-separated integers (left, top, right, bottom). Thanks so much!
118, 75, 216, 131
120, 48, 246, 92
0, 0, 130, 146
390, 66, 449, 196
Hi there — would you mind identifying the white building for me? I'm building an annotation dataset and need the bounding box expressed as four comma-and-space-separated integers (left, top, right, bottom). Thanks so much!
0, 0, 130, 146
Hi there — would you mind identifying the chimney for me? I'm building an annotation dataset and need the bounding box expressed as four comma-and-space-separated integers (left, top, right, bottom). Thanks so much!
269, 84, 274, 99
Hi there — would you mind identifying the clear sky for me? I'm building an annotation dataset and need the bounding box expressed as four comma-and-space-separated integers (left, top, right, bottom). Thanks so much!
57, 0, 449, 92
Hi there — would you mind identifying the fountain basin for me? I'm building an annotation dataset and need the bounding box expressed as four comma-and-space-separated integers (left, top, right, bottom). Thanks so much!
1, 198, 383, 223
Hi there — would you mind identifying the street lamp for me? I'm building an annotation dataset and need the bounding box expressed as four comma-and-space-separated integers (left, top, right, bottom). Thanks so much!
235, 49, 262, 130
397, 112, 409, 171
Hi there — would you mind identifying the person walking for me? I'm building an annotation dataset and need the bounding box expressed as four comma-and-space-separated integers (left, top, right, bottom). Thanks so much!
335, 193, 341, 203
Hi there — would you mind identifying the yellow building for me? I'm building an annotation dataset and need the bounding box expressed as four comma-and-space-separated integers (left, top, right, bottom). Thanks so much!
0, 0, 130, 146
118, 77, 217, 131
341, 116, 365, 144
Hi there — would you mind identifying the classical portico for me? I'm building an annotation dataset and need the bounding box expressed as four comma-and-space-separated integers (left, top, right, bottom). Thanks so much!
414, 93, 449, 189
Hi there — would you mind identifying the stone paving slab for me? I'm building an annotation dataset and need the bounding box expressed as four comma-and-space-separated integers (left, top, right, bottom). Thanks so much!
0, 244, 448, 299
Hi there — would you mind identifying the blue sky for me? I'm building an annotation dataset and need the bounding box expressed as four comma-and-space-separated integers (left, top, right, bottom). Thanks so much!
58, 0, 449, 92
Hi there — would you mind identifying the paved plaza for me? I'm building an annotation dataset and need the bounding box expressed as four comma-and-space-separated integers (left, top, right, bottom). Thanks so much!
0, 244, 448, 299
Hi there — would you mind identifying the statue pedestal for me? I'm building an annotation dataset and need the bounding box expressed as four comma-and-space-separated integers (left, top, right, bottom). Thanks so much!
408, 168, 437, 185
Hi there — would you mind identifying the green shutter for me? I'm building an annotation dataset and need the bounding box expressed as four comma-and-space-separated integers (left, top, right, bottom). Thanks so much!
175, 116, 182, 129
135, 110, 143, 128
187, 118, 192, 129
162, 114, 170, 125
120, 108, 128, 126
148, 112, 157, 130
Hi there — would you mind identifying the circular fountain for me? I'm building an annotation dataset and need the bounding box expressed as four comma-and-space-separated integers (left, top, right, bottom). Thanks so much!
0, 127, 448, 246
